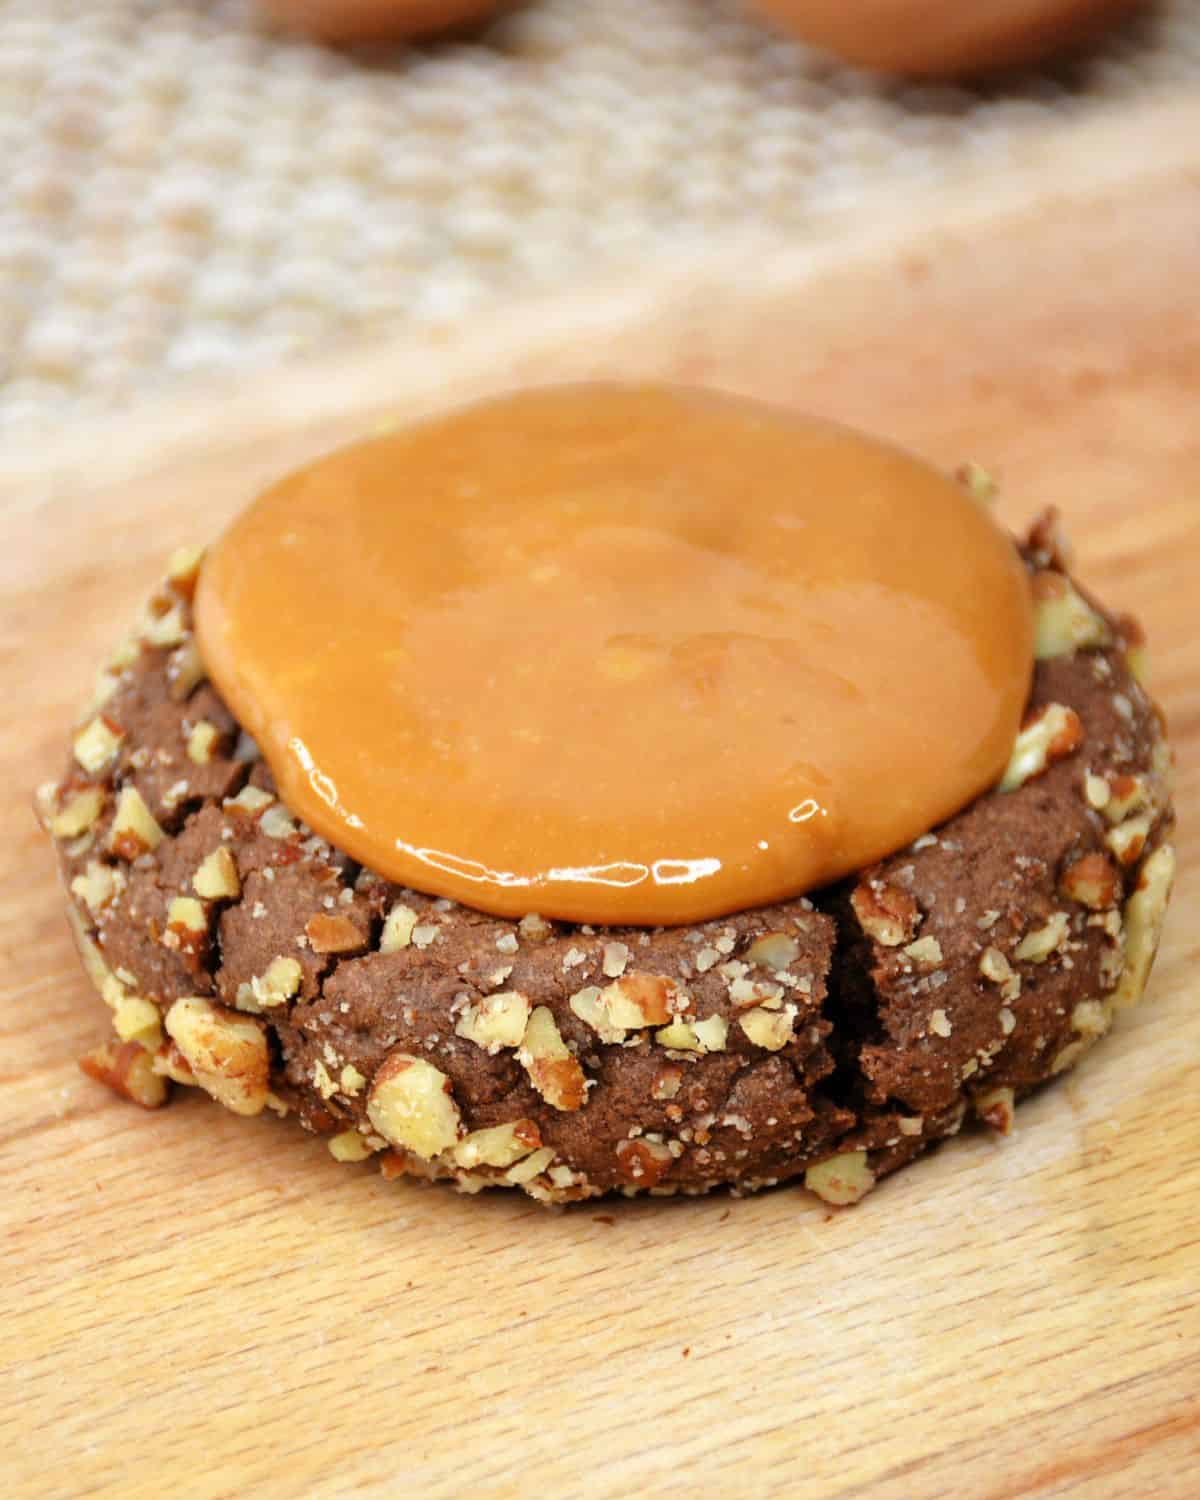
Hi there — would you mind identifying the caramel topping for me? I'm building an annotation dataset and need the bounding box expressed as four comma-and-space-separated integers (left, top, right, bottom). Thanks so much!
195, 384, 1033, 925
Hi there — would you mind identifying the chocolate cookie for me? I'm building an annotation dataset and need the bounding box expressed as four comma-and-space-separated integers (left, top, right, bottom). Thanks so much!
39, 519, 1176, 1206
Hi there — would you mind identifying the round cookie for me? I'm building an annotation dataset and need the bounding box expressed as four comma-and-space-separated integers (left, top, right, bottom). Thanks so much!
40, 518, 1176, 1206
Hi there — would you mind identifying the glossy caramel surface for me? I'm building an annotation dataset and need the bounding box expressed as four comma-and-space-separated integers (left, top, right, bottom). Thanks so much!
195, 384, 1033, 923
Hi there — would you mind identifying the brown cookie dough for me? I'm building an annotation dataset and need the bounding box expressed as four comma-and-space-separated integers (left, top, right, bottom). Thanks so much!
39, 523, 1176, 1207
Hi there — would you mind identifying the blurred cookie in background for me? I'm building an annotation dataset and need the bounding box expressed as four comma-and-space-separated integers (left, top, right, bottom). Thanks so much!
745, 0, 1149, 77
259, 0, 507, 44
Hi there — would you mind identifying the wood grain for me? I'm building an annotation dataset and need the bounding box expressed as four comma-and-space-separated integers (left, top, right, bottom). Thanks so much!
2, 98, 1198, 1500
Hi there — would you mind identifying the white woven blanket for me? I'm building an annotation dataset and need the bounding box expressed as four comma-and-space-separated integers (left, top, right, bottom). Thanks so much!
1, 0, 1195, 434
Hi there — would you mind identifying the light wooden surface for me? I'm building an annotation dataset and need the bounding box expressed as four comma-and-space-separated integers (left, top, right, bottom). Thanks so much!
3, 99, 1199, 1500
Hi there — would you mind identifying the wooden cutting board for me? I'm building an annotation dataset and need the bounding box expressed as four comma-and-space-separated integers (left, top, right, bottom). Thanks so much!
3, 98, 1198, 1500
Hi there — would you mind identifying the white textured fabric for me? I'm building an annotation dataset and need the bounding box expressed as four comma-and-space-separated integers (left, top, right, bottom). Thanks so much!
1, 0, 1196, 433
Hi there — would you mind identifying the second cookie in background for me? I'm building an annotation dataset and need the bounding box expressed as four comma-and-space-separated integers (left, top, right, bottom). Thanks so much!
258, 0, 506, 43
745, 0, 1147, 76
